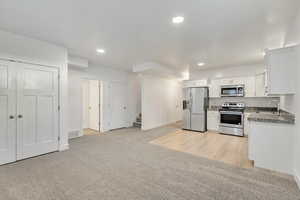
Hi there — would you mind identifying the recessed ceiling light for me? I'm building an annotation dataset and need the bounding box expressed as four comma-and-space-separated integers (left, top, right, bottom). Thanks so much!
96, 49, 106, 54
172, 16, 184, 24
197, 62, 205, 66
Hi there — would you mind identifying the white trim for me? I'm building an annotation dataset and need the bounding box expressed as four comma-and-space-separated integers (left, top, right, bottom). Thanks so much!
59, 144, 69, 151
295, 171, 300, 191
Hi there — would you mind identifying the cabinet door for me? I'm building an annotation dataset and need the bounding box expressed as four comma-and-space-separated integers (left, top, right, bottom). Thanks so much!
255, 74, 266, 97
244, 77, 255, 97
0, 61, 17, 165
244, 113, 251, 136
232, 78, 244, 85
210, 80, 220, 97
266, 47, 297, 94
16, 63, 59, 160
207, 111, 219, 131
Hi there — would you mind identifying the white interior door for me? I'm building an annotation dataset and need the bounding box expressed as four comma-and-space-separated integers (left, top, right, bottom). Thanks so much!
88, 80, 100, 131
16, 63, 59, 160
0, 61, 16, 165
111, 82, 127, 130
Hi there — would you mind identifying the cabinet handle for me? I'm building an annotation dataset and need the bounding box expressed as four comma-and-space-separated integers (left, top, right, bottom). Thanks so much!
18, 115, 23, 119
9, 115, 15, 119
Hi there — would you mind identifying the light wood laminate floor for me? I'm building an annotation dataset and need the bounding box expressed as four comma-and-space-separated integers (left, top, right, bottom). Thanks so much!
150, 129, 254, 169
84, 128, 102, 135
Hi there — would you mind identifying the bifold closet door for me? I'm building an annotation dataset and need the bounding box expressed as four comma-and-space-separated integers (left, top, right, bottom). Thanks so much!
0, 61, 17, 165
16, 63, 59, 160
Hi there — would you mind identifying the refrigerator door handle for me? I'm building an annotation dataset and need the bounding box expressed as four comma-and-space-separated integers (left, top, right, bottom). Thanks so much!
183, 100, 187, 110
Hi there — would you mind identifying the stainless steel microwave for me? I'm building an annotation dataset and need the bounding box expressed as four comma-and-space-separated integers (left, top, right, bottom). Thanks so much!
220, 85, 245, 97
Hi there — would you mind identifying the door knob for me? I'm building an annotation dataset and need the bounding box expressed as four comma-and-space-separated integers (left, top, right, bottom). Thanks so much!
18, 115, 23, 119
9, 115, 14, 119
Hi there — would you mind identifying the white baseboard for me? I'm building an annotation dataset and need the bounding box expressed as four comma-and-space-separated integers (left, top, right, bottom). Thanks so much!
295, 171, 300, 191
59, 143, 69, 151
68, 130, 83, 139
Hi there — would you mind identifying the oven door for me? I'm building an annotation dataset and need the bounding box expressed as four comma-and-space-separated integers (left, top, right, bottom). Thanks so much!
219, 111, 243, 128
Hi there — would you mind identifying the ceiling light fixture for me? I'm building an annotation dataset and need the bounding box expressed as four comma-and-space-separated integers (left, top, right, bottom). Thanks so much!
172, 16, 184, 24
197, 62, 205, 67
96, 48, 106, 54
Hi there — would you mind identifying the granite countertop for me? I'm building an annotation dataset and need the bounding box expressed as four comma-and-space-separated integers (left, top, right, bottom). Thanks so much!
207, 106, 277, 113
207, 106, 295, 124
247, 112, 295, 124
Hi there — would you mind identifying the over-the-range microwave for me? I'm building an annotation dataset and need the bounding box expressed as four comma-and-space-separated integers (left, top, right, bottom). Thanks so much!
220, 85, 245, 97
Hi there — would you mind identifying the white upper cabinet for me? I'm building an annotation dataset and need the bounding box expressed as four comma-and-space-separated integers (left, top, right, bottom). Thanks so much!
183, 80, 208, 88
265, 46, 297, 95
244, 77, 256, 97
255, 73, 267, 97
209, 79, 221, 97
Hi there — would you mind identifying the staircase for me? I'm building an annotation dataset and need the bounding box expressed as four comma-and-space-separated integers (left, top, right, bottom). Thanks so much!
133, 113, 142, 128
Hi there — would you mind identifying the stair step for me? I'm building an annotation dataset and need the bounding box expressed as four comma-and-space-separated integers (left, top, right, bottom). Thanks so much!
133, 122, 141, 128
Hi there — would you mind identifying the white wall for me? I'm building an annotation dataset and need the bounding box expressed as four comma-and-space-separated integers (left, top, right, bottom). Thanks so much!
294, 45, 300, 187
68, 66, 139, 134
0, 29, 69, 151
82, 80, 89, 129
141, 75, 182, 130
282, 9, 300, 187
68, 70, 84, 137
189, 64, 265, 81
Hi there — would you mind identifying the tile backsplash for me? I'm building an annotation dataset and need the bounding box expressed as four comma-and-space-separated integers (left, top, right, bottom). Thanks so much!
209, 97, 280, 108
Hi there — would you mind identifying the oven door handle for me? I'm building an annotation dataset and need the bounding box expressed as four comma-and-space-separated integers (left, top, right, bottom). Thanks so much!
220, 111, 243, 115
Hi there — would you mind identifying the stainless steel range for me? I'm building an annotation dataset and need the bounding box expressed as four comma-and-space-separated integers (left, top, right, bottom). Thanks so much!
219, 102, 245, 137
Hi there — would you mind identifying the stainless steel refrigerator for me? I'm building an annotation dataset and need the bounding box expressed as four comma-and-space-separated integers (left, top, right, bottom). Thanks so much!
182, 87, 209, 132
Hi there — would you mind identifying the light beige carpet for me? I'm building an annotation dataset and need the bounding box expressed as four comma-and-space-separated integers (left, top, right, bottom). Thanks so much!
0, 125, 299, 200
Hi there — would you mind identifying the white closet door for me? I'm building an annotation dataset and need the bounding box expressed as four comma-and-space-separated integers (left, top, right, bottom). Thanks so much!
111, 82, 127, 130
88, 80, 100, 131
0, 61, 16, 165
16, 63, 59, 160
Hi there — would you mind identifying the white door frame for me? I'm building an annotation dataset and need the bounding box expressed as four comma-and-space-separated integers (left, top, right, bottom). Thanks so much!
82, 79, 103, 133
0, 58, 67, 151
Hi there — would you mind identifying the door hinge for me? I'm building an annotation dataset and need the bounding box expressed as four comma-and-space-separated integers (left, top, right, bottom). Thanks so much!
58, 136, 60, 141
58, 74, 60, 80
58, 106, 60, 111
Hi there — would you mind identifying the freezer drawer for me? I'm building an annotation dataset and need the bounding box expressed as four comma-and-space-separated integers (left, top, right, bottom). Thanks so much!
190, 113, 207, 132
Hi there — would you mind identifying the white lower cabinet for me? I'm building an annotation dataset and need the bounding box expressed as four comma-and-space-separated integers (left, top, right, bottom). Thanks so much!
248, 121, 294, 175
0, 60, 59, 165
243, 113, 251, 136
207, 111, 219, 131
